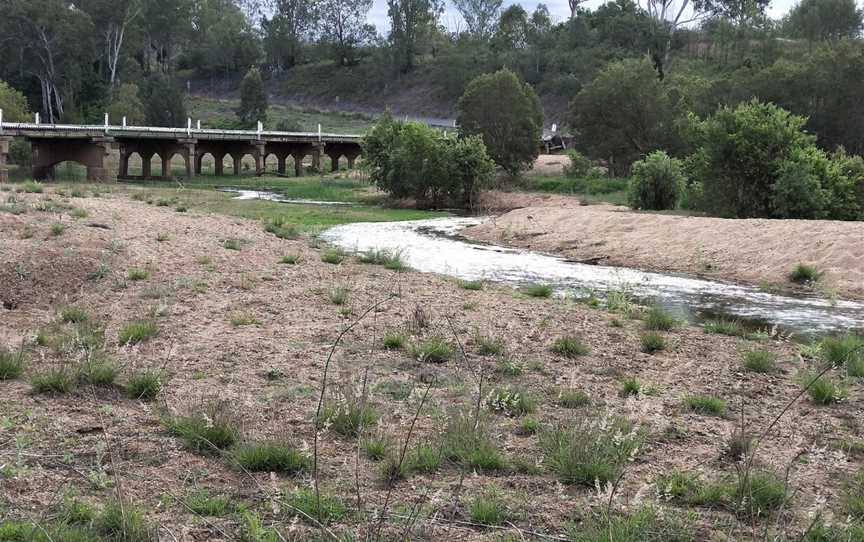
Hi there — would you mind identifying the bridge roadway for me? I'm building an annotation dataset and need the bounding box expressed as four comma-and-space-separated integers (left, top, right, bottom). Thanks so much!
0, 122, 363, 182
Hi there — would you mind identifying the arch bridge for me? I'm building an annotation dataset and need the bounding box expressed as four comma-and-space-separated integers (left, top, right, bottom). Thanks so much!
0, 121, 363, 182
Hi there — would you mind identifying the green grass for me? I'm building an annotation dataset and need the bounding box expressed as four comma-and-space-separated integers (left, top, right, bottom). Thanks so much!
78, 357, 118, 386
231, 440, 311, 474
230, 312, 260, 326
222, 238, 243, 251
468, 491, 508, 526
327, 286, 350, 305
485, 387, 536, 417
278, 254, 301, 265
458, 279, 484, 290
362, 435, 391, 461
186, 490, 231, 517
263, 216, 299, 239
126, 370, 163, 401
443, 411, 506, 472
357, 248, 406, 270
59, 305, 89, 323
844, 469, 864, 520
520, 282, 553, 298
321, 396, 379, 438
95, 500, 152, 541
644, 306, 677, 331
551, 336, 590, 358
541, 414, 642, 486
821, 334, 864, 377
23, 181, 44, 193
126, 267, 149, 281
118, 320, 159, 344
742, 349, 776, 373
0, 346, 26, 380
284, 488, 347, 526
620, 377, 641, 397
789, 263, 821, 284
703, 318, 744, 337
382, 332, 405, 350
518, 417, 541, 435
406, 442, 442, 473
50, 222, 66, 236
410, 337, 452, 363
801, 371, 845, 405
557, 389, 590, 408
640, 332, 667, 354
525, 175, 630, 206
475, 333, 505, 356
31, 366, 77, 394
163, 403, 241, 454
320, 248, 346, 264
684, 394, 726, 416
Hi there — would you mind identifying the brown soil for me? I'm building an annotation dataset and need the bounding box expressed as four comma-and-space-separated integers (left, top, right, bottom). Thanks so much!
467, 196, 864, 300
0, 188, 861, 540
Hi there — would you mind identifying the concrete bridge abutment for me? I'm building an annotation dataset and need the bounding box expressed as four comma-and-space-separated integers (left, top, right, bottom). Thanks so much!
0, 136, 11, 183
30, 137, 120, 182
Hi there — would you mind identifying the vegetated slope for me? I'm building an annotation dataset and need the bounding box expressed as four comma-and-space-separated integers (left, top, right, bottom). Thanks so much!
465, 198, 864, 299
0, 184, 862, 539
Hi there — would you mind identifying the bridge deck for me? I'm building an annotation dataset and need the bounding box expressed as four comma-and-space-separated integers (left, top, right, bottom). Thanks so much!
0, 123, 362, 144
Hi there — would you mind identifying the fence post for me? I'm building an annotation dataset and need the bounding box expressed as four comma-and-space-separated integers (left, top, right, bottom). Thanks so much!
187, 117, 192, 137
0, 109, 3, 134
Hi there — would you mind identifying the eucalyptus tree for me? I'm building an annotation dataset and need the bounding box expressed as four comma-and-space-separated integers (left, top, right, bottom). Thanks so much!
452, 0, 502, 40
388, 0, 444, 73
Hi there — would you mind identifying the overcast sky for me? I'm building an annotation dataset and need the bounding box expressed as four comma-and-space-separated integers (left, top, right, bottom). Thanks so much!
368, 0, 802, 31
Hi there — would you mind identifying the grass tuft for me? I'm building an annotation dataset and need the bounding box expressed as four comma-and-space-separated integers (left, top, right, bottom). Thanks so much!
801, 371, 844, 405
232, 440, 311, 474
468, 491, 508, 526
285, 489, 346, 525
557, 388, 590, 408
640, 332, 667, 354
684, 394, 726, 416
485, 387, 536, 417
0, 346, 26, 380
382, 332, 405, 350
410, 337, 451, 363
789, 263, 821, 284
126, 267, 149, 281
31, 366, 77, 394
644, 306, 677, 331
320, 248, 345, 264
443, 410, 506, 472
59, 305, 89, 324
126, 370, 163, 401
821, 334, 864, 377
703, 318, 744, 337
458, 279, 484, 290
163, 402, 241, 454
278, 254, 301, 265
118, 320, 159, 345
186, 490, 231, 517
742, 349, 776, 373
551, 336, 590, 358
520, 282, 553, 298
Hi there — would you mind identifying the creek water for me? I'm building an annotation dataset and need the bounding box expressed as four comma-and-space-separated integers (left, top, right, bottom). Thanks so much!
218, 187, 353, 206
223, 189, 864, 337
320, 216, 864, 338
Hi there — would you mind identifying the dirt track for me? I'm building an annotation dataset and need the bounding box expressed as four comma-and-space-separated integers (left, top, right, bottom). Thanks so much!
0, 188, 861, 539
467, 196, 864, 300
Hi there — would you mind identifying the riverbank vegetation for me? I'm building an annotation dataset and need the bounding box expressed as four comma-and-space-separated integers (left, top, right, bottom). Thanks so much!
1, 186, 863, 539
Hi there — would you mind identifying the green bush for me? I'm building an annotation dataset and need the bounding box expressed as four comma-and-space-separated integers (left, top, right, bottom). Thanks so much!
628, 151, 686, 211
564, 150, 596, 178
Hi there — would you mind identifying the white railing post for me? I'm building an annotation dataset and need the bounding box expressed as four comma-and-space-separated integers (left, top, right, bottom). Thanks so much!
187, 117, 192, 137
35, 112, 40, 124
257, 120, 262, 139
104, 113, 109, 133
197, 120, 201, 131
0, 109, 3, 133
318, 123, 322, 142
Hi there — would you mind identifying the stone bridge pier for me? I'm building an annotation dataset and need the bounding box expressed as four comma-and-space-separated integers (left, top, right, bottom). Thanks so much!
0, 136, 11, 183
324, 143, 361, 172
119, 139, 198, 180
30, 137, 120, 181
264, 142, 324, 176
195, 140, 267, 177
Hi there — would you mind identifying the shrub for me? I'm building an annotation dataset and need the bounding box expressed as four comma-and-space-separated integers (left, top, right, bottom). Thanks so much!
0, 346, 26, 380
564, 150, 596, 178
495, 357, 523, 376
163, 402, 241, 454
485, 387, 536, 416
644, 306, 677, 331
640, 332, 667, 354
551, 336, 590, 358
363, 115, 495, 208
410, 337, 451, 363
443, 410, 506, 472
285, 489, 346, 525
126, 370, 162, 401
789, 263, 821, 284
232, 441, 310, 474
541, 413, 642, 486
521, 283, 552, 298
31, 366, 77, 394
628, 151, 686, 211
743, 350, 776, 373
468, 491, 508, 526
557, 389, 590, 408
684, 395, 726, 416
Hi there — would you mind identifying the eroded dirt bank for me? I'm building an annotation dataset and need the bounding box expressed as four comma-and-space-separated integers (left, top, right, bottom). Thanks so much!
468, 195, 864, 299
0, 187, 861, 540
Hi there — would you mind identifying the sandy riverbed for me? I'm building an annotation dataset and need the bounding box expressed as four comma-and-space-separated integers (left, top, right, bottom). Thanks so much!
467, 196, 864, 300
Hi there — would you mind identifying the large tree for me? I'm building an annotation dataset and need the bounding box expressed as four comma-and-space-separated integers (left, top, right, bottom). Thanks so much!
316, 0, 373, 66
262, 0, 316, 70
785, 0, 862, 43
388, 0, 443, 73
236, 66, 268, 128
452, 0, 502, 40
457, 68, 543, 176
78, 0, 143, 91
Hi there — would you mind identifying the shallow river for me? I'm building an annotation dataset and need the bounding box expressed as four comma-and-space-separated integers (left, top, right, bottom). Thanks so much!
320, 216, 864, 338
